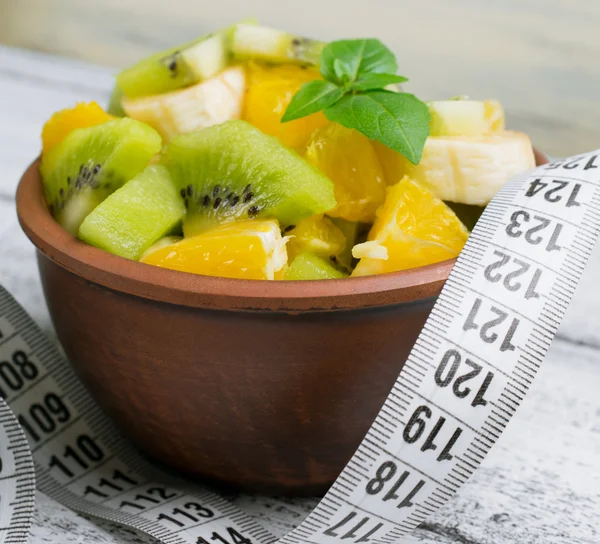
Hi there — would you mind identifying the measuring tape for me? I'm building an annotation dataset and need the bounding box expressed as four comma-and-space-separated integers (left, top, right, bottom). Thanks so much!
1, 150, 599, 544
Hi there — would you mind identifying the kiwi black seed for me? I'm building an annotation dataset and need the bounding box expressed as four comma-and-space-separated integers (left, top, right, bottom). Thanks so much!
48, 160, 106, 214
248, 205, 259, 217
243, 191, 253, 203
288, 37, 320, 62
164, 52, 180, 77
230, 196, 240, 207
283, 224, 296, 233
62, 161, 102, 196
186, 184, 193, 197
213, 197, 222, 209
202, 195, 210, 207
180, 189, 186, 198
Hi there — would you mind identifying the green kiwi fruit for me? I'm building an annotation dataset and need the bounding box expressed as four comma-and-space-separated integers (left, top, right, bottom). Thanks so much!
329, 217, 360, 271
161, 120, 337, 236
40, 118, 162, 235
78, 165, 185, 260
285, 252, 348, 280
116, 26, 236, 98
107, 86, 126, 116
231, 23, 325, 65
140, 235, 183, 261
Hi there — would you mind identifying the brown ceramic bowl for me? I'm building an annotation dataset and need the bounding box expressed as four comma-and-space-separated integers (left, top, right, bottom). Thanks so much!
16, 150, 547, 494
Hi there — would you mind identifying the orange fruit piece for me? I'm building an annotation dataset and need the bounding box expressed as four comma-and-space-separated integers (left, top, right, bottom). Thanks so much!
141, 219, 288, 280
352, 177, 469, 276
304, 123, 386, 223
242, 61, 327, 150
41, 102, 114, 154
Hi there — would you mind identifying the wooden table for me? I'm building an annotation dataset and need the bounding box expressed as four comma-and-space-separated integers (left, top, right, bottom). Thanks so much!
0, 45, 599, 544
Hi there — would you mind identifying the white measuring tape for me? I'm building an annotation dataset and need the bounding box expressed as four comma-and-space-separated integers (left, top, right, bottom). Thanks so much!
1, 150, 600, 544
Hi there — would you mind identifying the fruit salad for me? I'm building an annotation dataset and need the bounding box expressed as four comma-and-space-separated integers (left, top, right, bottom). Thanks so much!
39, 22, 536, 281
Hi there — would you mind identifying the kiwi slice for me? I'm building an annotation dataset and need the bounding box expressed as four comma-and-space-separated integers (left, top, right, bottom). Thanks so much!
107, 86, 126, 117
78, 165, 185, 260
285, 252, 348, 280
41, 118, 162, 235
329, 217, 360, 271
161, 120, 336, 236
141, 235, 183, 260
231, 24, 325, 65
116, 30, 231, 98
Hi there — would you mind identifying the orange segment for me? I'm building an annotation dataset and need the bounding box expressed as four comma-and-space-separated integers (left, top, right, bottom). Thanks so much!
41, 102, 114, 154
242, 61, 327, 150
352, 177, 469, 276
304, 123, 386, 222
140, 219, 288, 280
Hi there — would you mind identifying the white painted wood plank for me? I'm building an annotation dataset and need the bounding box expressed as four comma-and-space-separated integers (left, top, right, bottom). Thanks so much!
0, 47, 598, 544
0, 46, 113, 197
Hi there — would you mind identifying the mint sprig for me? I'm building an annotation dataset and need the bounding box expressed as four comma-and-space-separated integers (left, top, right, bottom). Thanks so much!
280, 81, 344, 123
282, 38, 430, 165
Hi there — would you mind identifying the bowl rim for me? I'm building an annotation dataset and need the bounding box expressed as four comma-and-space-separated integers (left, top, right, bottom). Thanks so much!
16, 151, 547, 312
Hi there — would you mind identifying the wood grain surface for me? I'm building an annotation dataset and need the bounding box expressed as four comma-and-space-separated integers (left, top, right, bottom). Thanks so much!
0, 44, 599, 543
3, 0, 600, 157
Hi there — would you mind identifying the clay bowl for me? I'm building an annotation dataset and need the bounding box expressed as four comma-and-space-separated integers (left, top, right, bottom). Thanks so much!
16, 150, 547, 495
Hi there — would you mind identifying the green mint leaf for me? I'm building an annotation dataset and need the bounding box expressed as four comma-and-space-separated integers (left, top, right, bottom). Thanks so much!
281, 80, 346, 123
333, 59, 353, 85
320, 39, 398, 85
350, 73, 408, 92
323, 90, 430, 164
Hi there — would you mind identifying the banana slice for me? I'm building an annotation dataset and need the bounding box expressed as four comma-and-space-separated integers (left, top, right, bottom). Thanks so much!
122, 66, 246, 141
374, 131, 536, 206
